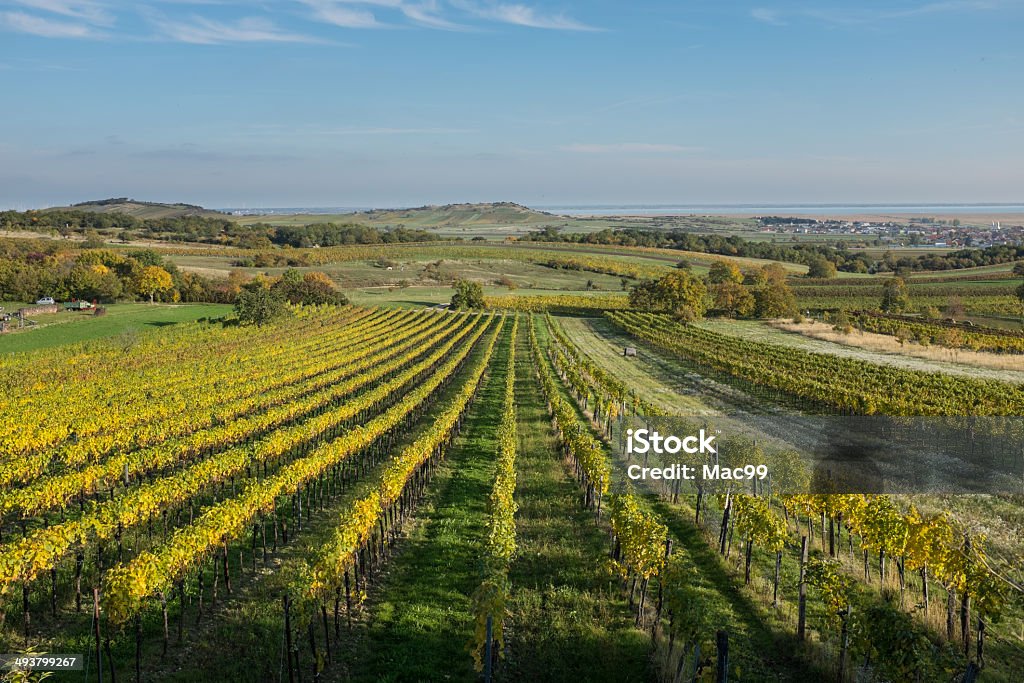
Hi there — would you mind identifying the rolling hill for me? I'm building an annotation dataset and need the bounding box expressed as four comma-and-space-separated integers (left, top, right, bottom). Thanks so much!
231, 201, 569, 231
51, 198, 227, 220
350, 202, 558, 227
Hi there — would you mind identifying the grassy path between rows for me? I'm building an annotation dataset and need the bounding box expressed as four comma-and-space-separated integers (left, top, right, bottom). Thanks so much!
556, 316, 808, 417
643, 496, 821, 681
501, 328, 653, 682
327, 325, 511, 682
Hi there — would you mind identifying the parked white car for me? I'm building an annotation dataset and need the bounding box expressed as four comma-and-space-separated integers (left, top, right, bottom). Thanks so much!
36, 297, 56, 305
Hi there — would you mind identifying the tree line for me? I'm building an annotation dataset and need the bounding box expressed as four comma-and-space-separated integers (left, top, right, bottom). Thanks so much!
0, 238, 346, 309
523, 226, 1024, 275
0, 210, 444, 249
628, 261, 798, 321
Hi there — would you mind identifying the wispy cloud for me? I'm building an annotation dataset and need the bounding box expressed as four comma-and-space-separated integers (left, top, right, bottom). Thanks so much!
0, 10, 103, 37
299, 0, 385, 29
300, 0, 471, 30
152, 15, 323, 44
750, 8, 786, 26
10, 0, 113, 25
2, 0, 601, 39
766, 0, 1008, 27
455, 1, 601, 31
882, 0, 1005, 18
560, 143, 699, 154
400, 1, 470, 30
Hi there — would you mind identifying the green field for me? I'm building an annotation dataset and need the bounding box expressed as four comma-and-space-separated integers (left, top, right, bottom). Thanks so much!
0, 302, 230, 354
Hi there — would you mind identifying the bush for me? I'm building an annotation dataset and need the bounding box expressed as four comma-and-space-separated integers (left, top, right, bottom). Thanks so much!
451, 279, 485, 309
833, 310, 852, 334
272, 270, 348, 306
673, 305, 699, 324
807, 256, 838, 279
234, 286, 289, 327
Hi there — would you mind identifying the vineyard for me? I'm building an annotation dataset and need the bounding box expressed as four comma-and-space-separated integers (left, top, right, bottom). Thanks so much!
606, 311, 1024, 415
846, 311, 1024, 354
1, 303, 1022, 682
8, 4, 1024, 680
541, 313, 1022, 681
791, 291, 1021, 316
125, 242, 674, 281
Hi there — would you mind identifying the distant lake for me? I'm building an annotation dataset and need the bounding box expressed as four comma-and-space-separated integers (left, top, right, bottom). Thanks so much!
534, 204, 1024, 216
219, 203, 1024, 217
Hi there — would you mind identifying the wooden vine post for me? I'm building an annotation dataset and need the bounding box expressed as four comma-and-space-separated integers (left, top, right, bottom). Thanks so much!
797, 536, 808, 641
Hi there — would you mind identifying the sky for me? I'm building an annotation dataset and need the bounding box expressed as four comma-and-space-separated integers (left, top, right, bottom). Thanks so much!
1, 0, 1023, 209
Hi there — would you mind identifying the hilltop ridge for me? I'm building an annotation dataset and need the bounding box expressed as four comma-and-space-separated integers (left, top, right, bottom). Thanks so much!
345, 201, 559, 227
50, 198, 227, 220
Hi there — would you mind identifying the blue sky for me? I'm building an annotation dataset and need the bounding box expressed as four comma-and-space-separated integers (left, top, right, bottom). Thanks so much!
1, 0, 1022, 208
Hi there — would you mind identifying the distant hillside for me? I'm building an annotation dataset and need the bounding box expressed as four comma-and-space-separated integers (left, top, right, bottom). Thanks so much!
348, 202, 558, 228
50, 198, 227, 220
229, 201, 571, 236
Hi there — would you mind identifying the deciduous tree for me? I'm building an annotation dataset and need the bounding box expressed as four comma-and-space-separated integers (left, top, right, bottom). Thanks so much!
710, 281, 755, 318
628, 271, 708, 320
707, 260, 744, 284
135, 265, 173, 303
880, 277, 910, 313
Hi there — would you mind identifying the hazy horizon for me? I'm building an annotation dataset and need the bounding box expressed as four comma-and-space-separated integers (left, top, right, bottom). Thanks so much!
2, 1, 1022, 207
